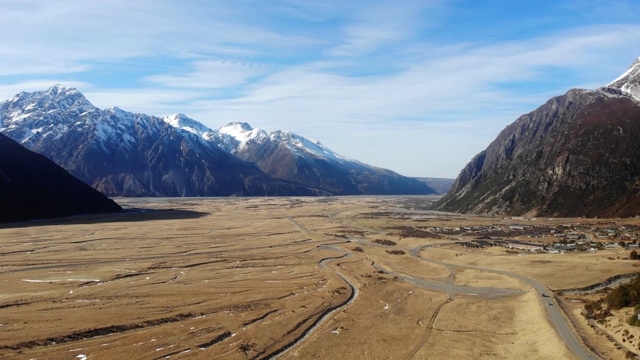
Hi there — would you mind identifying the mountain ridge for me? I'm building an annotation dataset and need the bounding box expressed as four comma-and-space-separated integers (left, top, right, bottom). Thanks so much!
436, 56, 640, 217
218, 121, 433, 195
0, 85, 434, 197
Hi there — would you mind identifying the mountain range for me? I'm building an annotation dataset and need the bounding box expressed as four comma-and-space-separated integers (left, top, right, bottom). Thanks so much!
0, 86, 434, 197
219, 122, 432, 195
0, 132, 122, 223
437, 56, 640, 218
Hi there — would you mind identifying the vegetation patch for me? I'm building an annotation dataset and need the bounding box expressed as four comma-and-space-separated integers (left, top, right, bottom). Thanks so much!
373, 239, 397, 246
386, 250, 405, 255
388, 225, 443, 239
584, 276, 640, 324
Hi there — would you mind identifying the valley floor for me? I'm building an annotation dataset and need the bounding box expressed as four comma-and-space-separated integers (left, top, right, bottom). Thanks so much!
0, 196, 637, 359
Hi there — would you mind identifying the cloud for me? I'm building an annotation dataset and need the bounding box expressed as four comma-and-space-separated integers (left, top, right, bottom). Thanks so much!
0, 1, 319, 77
145, 59, 271, 89
166, 23, 640, 176
189, 23, 640, 123
327, 0, 443, 57
83, 88, 204, 116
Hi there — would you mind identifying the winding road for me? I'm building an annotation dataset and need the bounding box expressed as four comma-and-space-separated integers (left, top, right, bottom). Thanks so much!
409, 243, 599, 360
349, 232, 598, 359
285, 215, 598, 360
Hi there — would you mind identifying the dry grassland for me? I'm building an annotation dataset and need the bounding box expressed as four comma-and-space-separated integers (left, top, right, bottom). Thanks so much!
0, 196, 636, 359
423, 246, 639, 290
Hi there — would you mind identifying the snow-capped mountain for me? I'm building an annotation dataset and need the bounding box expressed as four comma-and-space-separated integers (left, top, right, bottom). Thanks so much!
0, 85, 314, 197
218, 122, 434, 195
437, 56, 640, 217
0, 85, 434, 197
607, 56, 640, 102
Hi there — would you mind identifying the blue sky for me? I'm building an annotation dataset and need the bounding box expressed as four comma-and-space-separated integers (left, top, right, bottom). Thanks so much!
2, 0, 640, 178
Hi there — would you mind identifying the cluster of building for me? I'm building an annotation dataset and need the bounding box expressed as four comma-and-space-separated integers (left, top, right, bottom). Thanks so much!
441, 221, 640, 254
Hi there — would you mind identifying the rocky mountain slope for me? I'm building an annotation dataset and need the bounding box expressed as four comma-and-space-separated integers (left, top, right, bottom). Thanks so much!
0, 86, 316, 197
219, 122, 435, 195
436, 57, 640, 217
0, 133, 122, 223
0, 86, 433, 196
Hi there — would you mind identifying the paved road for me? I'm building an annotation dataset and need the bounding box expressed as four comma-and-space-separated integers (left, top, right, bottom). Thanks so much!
371, 261, 521, 298
410, 244, 599, 360
350, 236, 522, 298
295, 218, 598, 359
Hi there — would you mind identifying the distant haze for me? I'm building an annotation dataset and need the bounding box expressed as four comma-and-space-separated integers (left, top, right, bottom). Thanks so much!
413, 178, 455, 195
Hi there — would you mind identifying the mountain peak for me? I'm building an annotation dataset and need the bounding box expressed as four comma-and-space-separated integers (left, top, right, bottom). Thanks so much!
163, 113, 214, 136
47, 84, 79, 94
608, 56, 640, 102
223, 122, 253, 132
3, 84, 94, 115
218, 122, 266, 147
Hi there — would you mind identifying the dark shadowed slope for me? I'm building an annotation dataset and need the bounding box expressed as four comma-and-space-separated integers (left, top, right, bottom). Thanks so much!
0, 133, 122, 223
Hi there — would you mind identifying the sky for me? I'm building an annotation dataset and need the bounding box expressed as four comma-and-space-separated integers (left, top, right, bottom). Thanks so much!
1, 0, 640, 178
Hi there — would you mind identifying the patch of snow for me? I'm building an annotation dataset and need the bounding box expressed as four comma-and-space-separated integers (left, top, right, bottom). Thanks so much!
94, 121, 115, 151
608, 56, 640, 102
274, 131, 348, 162
163, 113, 214, 136
219, 122, 267, 149
621, 83, 640, 102
609, 57, 640, 84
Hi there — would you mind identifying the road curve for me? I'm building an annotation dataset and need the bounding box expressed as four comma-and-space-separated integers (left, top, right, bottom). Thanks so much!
350, 236, 521, 298
372, 261, 521, 298
411, 244, 599, 360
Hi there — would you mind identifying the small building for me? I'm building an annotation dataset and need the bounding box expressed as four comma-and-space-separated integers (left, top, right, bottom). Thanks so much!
507, 241, 545, 252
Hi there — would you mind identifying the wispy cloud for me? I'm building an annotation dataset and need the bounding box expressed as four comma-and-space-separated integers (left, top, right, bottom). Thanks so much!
145, 59, 272, 89
327, 0, 443, 57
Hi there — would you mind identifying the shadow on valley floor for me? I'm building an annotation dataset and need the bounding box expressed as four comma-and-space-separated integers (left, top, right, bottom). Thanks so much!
0, 208, 208, 229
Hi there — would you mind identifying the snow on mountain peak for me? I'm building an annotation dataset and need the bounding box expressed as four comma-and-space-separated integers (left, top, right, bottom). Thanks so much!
221, 121, 253, 132
608, 56, 640, 102
4, 84, 95, 116
163, 113, 214, 136
47, 84, 79, 95
219, 122, 266, 148
273, 130, 347, 162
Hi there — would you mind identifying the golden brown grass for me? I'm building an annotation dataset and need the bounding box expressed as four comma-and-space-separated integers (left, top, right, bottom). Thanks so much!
0, 196, 634, 359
